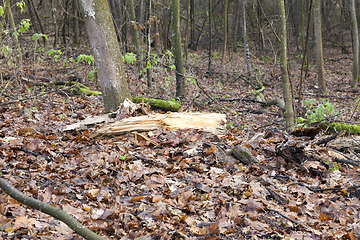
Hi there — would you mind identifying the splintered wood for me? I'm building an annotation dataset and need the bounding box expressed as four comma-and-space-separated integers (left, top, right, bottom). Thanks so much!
92, 113, 226, 137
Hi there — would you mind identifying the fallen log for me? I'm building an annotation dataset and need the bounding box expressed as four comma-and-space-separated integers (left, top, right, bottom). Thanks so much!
92, 112, 226, 137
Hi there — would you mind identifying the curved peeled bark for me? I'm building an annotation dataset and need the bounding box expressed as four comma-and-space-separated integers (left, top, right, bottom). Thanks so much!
80, 0, 131, 113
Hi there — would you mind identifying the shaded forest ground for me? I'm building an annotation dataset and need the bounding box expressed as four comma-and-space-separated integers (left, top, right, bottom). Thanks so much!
1, 44, 360, 239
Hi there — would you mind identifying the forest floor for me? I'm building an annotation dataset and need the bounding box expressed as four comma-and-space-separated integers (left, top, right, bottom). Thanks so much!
1, 44, 360, 240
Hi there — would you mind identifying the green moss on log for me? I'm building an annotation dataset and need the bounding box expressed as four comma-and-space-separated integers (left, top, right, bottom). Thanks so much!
132, 97, 181, 112
297, 117, 360, 134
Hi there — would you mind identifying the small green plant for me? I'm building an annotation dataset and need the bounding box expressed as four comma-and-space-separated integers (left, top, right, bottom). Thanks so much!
119, 154, 129, 160
47, 49, 63, 62
77, 54, 94, 65
123, 52, 137, 65
32, 33, 48, 42
304, 98, 334, 122
298, 98, 336, 127
87, 69, 98, 81
58, 113, 67, 120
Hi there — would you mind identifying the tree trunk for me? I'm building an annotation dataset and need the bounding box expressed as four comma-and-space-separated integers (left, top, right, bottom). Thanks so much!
208, 0, 212, 72
278, 0, 295, 132
80, 0, 131, 113
350, 0, 359, 89
184, 0, 190, 60
146, 0, 152, 88
6, 0, 22, 67
25, 0, 38, 33
153, 1, 159, 51
231, 0, 239, 53
221, 0, 228, 64
128, 0, 143, 78
73, 0, 80, 47
242, 0, 251, 76
50, 0, 57, 47
189, 0, 195, 49
314, 0, 326, 94
171, 0, 185, 97
29, 0, 48, 47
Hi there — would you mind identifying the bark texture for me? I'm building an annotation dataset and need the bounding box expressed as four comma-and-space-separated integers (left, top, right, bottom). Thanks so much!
278, 0, 295, 132
171, 0, 185, 97
80, 0, 131, 113
350, 0, 359, 89
314, 0, 326, 94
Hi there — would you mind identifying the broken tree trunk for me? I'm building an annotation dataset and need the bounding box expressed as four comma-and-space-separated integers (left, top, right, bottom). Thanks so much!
92, 112, 226, 137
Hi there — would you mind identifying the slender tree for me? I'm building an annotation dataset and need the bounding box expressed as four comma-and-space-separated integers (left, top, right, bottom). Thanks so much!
350, 0, 359, 89
242, 0, 251, 75
6, 0, 22, 67
171, 0, 185, 97
231, 0, 239, 53
73, 0, 79, 47
80, 0, 131, 113
208, 0, 212, 72
184, 0, 190, 60
28, 0, 47, 47
221, 0, 228, 64
128, 0, 143, 78
314, 0, 326, 94
50, 0, 57, 47
278, 0, 295, 132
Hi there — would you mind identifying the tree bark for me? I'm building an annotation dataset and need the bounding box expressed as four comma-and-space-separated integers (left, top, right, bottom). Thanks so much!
231, 0, 239, 53
171, 0, 185, 97
278, 0, 295, 132
80, 0, 131, 113
73, 0, 80, 47
208, 0, 212, 72
314, 0, 326, 94
50, 0, 57, 47
221, 0, 228, 64
350, 0, 359, 89
6, 0, 22, 67
29, 0, 48, 47
184, 0, 190, 60
242, 0, 251, 76
128, 0, 143, 78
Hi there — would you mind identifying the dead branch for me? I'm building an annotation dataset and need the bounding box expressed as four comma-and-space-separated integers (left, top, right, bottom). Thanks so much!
0, 177, 106, 240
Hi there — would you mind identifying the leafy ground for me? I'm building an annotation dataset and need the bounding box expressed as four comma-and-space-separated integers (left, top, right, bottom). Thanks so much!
1, 45, 360, 240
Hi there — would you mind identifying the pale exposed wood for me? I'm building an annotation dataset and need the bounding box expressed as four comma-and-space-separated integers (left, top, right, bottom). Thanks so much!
93, 113, 226, 137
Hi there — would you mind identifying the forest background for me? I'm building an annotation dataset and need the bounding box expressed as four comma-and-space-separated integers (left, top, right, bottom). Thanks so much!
1, 0, 360, 239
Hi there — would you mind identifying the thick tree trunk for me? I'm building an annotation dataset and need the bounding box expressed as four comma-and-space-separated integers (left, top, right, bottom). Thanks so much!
350, 0, 359, 89
278, 0, 295, 132
80, 0, 131, 113
171, 0, 185, 97
314, 0, 326, 94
